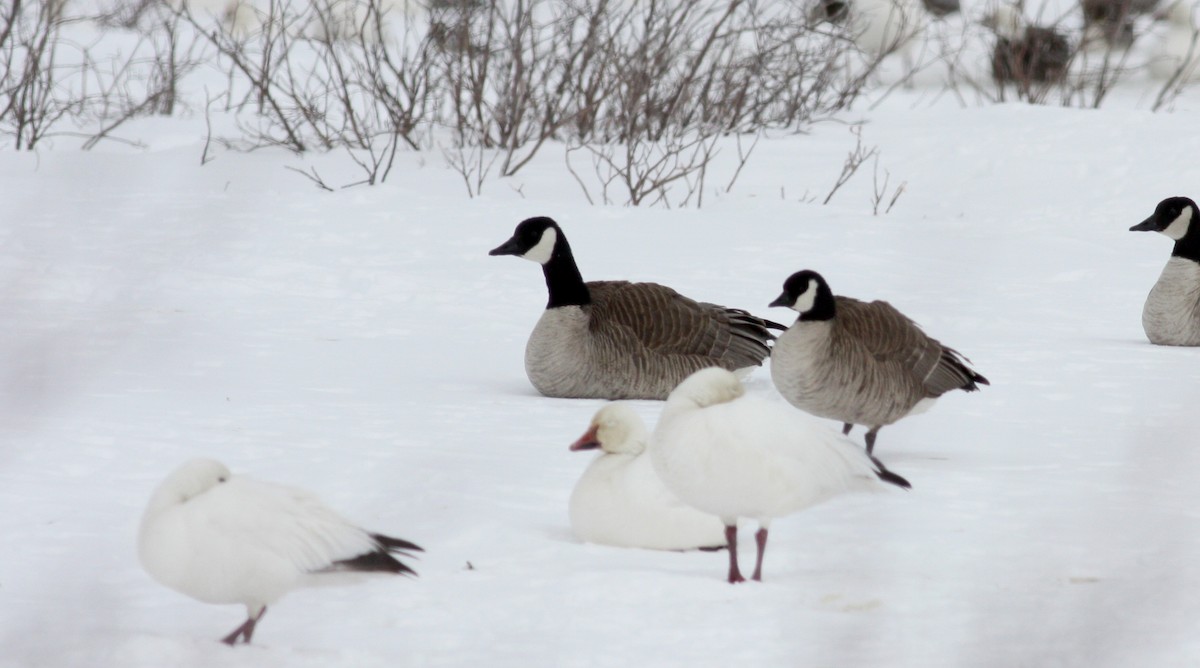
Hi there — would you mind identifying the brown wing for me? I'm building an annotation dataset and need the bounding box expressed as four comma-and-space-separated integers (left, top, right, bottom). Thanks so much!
835, 296, 987, 397
587, 281, 774, 369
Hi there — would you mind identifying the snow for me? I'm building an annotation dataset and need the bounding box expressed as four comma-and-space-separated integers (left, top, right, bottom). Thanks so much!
4, 13, 1200, 668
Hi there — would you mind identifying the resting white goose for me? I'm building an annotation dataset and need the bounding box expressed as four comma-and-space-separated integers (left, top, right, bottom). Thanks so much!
1129, 196, 1200, 346
489, 216, 783, 400
138, 459, 422, 644
651, 368, 910, 584
568, 403, 727, 551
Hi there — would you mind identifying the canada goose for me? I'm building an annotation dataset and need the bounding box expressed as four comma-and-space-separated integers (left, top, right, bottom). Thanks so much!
138, 459, 422, 644
650, 368, 910, 584
489, 216, 783, 400
1129, 196, 1200, 346
1148, 1, 1200, 82
768, 270, 989, 455
568, 403, 727, 551
984, 5, 1072, 83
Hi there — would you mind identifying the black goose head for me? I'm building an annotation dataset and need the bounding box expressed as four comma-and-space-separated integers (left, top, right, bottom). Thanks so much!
769, 270, 836, 321
489, 216, 563, 265
1131, 196, 1198, 240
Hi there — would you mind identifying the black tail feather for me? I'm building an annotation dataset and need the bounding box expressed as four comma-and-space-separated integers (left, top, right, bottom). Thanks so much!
870, 455, 911, 490
328, 534, 423, 576
372, 533, 424, 554
942, 347, 990, 392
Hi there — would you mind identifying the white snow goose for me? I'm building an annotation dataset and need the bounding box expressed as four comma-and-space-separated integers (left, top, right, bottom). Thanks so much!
568, 403, 727, 551
650, 367, 910, 584
138, 459, 422, 645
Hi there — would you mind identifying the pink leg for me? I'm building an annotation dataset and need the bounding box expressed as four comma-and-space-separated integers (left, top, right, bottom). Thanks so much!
725, 525, 745, 584
221, 606, 267, 645
751, 528, 769, 581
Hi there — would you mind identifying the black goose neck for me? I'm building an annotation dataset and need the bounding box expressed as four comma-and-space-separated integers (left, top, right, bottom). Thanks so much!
542, 235, 591, 308
1172, 210, 1200, 262
798, 282, 836, 322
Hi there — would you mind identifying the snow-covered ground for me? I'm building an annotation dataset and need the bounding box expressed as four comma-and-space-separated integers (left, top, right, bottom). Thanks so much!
4, 11, 1200, 667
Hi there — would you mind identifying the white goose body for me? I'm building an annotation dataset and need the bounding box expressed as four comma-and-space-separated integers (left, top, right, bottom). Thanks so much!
491, 217, 781, 400
1131, 196, 1200, 346
138, 459, 420, 644
653, 373, 893, 523
649, 368, 910, 583
569, 404, 726, 551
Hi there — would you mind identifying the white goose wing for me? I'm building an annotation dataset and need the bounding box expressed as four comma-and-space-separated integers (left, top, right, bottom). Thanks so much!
186, 477, 380, 573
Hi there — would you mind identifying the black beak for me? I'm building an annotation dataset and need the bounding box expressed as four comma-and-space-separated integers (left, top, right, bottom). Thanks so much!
768, 292, 790, 308
489, 236, 523, 256
1129, 216, 1158, 232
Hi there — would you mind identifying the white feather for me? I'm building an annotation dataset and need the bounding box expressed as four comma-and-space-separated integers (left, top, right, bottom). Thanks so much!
569, 404, 726, 551
651, 368, 895, 528
138, 459, 397, 621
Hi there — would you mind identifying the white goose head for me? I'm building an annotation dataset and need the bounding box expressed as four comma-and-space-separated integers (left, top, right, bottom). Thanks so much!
570, 403, 648, 456
144, 458, 231, 514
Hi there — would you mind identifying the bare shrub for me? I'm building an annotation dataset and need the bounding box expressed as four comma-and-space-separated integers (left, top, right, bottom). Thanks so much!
178, 0, 436, 185
0, 0, 78, 149
566, 128, 720, 207
822, 123, 877, 205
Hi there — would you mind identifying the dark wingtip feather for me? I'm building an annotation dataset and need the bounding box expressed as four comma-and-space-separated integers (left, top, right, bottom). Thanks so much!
870, 455, 911, 490
332, 549, 419, 576
372, 533, 424, 554
328, 533, 423, 577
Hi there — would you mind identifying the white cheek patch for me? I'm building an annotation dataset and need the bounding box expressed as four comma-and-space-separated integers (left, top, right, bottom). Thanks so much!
523, 227, 557, 264
792, 279, 819, 313
1162, 206, 1193, 241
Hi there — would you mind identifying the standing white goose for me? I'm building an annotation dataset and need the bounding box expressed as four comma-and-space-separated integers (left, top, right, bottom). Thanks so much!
768, 270, 988, 455
1129, 196, 1200, 346
138, 459, 422, 645
651, 367, 910, 584
489, 216, 783, 399
568, 403, 727, 551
